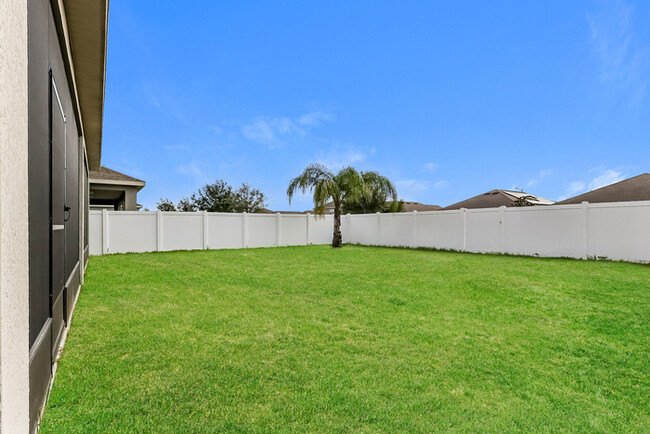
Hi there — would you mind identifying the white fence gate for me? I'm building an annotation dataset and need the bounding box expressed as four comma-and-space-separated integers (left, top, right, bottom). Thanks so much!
90, 200, 650, 262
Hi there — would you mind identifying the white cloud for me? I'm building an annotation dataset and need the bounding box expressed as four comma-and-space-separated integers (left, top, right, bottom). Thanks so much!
296, 111, 334, 126
396, 179, 430, 200
557, 168, 626, 200
314, 147, 367, 169
586, 0, 648, 100
588, 169, 625, 190
433, 180, 448, 189
557, 181, 587, 201
423, 162, 439, 173
241, 117, 304, 146
522, 169, 553, 190
241, 111, 334, 147
176, 160, 212, 185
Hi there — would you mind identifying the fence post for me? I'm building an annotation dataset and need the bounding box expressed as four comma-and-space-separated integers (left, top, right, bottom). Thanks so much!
460, 208, 467, 252
412, 210, 418, 248
156, 211, 162, 252
582, 201, 589, 260
203, 211, 209, 250
306, 213, 310, 245
102, 209, 109, 254
276, 212, 281, 246
242, 212, 248, 248
346, 213, 351, 244
499, 206, 506, 253
376, 212, 381, 245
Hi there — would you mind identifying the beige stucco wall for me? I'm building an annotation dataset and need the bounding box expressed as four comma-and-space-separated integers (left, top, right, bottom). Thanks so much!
0, 0, 30, 431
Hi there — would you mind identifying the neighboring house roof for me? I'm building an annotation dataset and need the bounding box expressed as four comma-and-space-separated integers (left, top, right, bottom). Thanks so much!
442, 189, 554, 210
89, 166, 146, 190
556, 173, 650, 205
258, 208, 307, 214
403, 201, 442, 212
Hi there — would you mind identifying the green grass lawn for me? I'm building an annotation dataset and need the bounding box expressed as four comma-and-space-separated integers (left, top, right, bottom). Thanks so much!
41, 245, 649, 432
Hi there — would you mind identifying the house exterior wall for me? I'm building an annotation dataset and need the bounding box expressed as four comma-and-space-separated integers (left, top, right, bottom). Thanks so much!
26, 0, 88, 430
2, 0, 100, 430
0, 0, 30, 431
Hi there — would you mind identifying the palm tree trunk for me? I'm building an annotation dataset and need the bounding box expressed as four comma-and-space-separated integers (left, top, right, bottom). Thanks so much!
332, 207, 343, 247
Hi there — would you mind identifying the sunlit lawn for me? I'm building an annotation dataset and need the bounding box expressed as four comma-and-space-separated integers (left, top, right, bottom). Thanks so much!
41, 245, 649, 432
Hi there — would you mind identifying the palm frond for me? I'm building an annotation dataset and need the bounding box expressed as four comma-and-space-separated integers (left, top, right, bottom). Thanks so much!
287, 163, 334, 204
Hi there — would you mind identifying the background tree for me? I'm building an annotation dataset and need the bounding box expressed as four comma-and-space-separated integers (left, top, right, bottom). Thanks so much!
192, 180, 235, 212
287, 164, 364, 247
384, 200, 405, 213
233, 183, 268, 213
159, 180, 268, 213
177, 196, 198, 212
342, 171, 399, 214
512, 195, 536, 207
156, 198, 176, 211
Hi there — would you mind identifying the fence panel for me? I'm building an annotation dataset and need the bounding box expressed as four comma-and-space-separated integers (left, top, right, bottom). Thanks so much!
379, 213, 412, 247
161, 212, 203, 252
415, 210, 462, 250
344, 213, 377, 245
504, 206, 583, 258
109, 211, 158, 254
309, 214, 334, 245
247, 214, 277, 248
207, 213, 244, 249
88, 211, 103, 255
588, 202, 650, 262
280, 215, 308, 246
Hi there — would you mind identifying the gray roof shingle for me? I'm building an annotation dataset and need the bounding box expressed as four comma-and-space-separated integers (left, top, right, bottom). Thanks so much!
556, 173, 650, 204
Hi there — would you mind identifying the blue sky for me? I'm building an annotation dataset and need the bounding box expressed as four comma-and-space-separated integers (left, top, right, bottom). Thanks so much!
102, 1, 650, 211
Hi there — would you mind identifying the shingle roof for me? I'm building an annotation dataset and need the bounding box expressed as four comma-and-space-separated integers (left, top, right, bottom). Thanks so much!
89, 166, 145, 184
442, 189, 554, 210
258, 208, 307, 214
556, 173, 650, 204
403, 202, 442, 212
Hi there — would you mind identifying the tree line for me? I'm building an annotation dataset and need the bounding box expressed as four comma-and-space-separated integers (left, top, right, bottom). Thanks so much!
157, 180, 268, 213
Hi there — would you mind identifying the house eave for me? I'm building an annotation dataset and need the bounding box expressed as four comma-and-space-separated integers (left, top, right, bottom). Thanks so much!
89, 179, 146, 190
54, 0, 109, 171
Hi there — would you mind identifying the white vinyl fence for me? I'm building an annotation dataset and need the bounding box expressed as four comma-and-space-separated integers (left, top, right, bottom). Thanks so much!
89, 210, 336, 255
90, 200, 650, 262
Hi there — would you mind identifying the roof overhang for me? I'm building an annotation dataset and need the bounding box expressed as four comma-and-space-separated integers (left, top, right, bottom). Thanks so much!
89, 178, 146, 191
55, 0, 109, 171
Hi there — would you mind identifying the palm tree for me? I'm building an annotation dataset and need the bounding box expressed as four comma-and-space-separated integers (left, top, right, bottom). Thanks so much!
343, 171, 400, 214
287, 164, 364, 247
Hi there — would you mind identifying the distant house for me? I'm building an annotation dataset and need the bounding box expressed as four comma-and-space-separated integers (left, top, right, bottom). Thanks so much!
556, 173, 650, 205
89, 167, 146, 211
259, 208, 307, 214
323, 201, 336, 214
442, 189, 554, 210
403, 201, 442, 212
